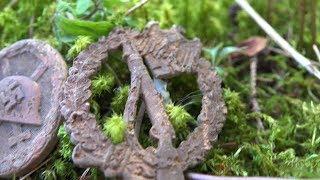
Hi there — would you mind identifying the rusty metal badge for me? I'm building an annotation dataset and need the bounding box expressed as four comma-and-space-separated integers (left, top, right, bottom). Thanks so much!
0, 40, 67, 177
61, 23, 226, 180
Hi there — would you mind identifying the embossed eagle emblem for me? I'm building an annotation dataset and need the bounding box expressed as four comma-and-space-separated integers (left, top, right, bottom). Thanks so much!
0, 76, 41, 125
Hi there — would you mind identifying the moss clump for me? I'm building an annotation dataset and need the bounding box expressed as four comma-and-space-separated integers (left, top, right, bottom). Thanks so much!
3, 0, 320, 178
92, 73, 115, 96
57, 126, 73, 160
166, 103, 195, 131
66, 36, 92, 59
166, 103, 196, 146
111, 85, 129, 114
103, 114, 127, 144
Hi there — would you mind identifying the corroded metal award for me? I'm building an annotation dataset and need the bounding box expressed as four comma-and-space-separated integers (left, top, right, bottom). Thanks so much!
61, 24, 226, 180
0, 40, 67, 177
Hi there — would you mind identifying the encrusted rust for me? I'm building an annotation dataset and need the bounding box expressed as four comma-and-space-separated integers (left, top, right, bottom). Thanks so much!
0, 76, 41, 125
0, 40, 67, 178
61, 23, 227, 180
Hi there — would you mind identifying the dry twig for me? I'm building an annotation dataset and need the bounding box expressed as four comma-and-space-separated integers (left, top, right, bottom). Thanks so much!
125, 0, 149, 16
134, 102, 146, 138
19, 157, 52, 180
250, 56, 264, 130
79, 168, 90, 180
313, 45, 320, 63
29, 15, 35, 38
7, 0, 19, 9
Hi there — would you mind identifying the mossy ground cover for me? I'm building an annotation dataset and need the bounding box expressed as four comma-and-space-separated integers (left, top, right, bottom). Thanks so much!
1, 0, 320, 179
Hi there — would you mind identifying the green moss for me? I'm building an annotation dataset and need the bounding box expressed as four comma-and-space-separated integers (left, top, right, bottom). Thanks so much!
57, 126, 73, 160
103, 114, 127, 144
166, 104, 194, 130
53, 159, 67, 177
66, 36, 92, 59
3, 0, 320, 178
92, 73, 115, 96
165, 103, 196, 146
111, 85, 129, 114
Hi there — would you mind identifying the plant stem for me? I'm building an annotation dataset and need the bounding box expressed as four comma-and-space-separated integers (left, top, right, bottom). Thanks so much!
105, 63, 122, 86
20, 157, 52, 180
313, 45, 320, 62
29, 15, 35, 38
126, 0, 149, 16
135, 102, 146, 138
298, 0, 306, 47
311, 0, 317, 45
6, 0, 19, 9
267, 0, 274, 23
250, 56, 264, 130
80, 168, 90, 180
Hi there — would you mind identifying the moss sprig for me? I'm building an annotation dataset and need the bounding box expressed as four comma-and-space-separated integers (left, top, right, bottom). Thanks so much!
111, 85, 129, 114
57, 126, 73, 160
66, 36, 92, 59
92, 73, 115, 96
102, 114, 127, 144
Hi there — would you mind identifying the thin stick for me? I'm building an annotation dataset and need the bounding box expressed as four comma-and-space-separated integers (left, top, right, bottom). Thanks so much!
298, 0, 306, 46
235, 0, 320, 80
313, 45, 320, 63
105, 63, 122, 86
7, 0, 19, 8
268, 47, 290, 57
250, 56, 264, 130
19, 157, 52, 180
29, 15, 35, 38
125, 0, 149, 16
311, 0, 317, 45
135, 102, 146, 138
79, 168, 90, 180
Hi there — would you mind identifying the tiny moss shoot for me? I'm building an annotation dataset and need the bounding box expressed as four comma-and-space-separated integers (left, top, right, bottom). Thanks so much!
57, 126, 73, 160
103, 114, 127, 144
66, 36, 92, 59
166, 103, 195, 131
92, 73, 115, 96
111, 85, 129, 114
53, 159, 67, 177
166, 103, 196, 146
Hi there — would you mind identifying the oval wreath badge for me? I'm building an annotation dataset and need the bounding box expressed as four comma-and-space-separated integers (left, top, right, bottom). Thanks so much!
61, 24, 226, 180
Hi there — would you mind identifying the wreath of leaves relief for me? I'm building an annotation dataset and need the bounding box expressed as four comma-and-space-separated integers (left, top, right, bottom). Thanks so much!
60, 24, 226, 179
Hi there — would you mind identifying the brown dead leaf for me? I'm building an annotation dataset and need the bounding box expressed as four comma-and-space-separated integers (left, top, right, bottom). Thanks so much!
238, 36, 268, 57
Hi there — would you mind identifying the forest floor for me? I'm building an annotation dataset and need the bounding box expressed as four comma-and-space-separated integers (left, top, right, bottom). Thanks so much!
1, 0, 320, 179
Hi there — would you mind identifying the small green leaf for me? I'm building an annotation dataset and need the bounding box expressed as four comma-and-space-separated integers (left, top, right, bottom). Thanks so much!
234, 146, 244, 158
214, 66, 224, 77
204, 43, 223, 64
57, 1, 74, 13
55, 14, 114, 42
218, 46, 241, 60
76, 0, 93, 15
